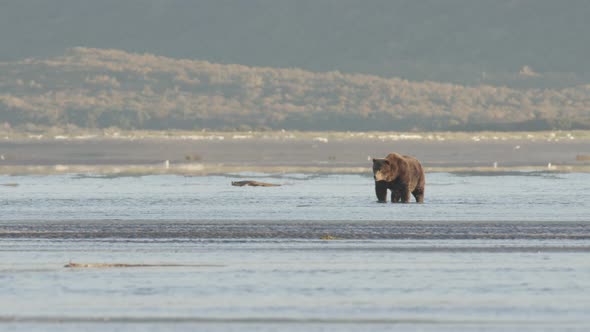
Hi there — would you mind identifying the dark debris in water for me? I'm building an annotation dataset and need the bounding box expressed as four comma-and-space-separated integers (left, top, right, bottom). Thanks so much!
231, 180, 281, 187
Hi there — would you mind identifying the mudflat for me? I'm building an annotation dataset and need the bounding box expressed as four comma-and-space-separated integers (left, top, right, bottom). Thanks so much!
0, 131, 589, 174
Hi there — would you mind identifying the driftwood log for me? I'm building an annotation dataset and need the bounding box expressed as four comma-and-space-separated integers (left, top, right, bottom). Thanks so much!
231, 180, 281, 187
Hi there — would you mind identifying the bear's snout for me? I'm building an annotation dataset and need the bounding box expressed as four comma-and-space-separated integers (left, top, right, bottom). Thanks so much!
374, 171, 388, 182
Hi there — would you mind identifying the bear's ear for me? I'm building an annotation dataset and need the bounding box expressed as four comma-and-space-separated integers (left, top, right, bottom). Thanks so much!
383, 159, 390, 165
372, 158, 377, 163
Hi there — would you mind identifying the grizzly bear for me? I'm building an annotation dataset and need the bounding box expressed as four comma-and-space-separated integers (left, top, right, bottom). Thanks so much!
372, 153, 425, 203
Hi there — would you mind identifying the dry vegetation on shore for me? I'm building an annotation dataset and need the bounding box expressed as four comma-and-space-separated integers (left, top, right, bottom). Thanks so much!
1, 48, 589, 132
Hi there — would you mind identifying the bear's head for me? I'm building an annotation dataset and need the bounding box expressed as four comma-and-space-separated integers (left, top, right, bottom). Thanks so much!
373, 153, 406, 182
373, 158, 394, 182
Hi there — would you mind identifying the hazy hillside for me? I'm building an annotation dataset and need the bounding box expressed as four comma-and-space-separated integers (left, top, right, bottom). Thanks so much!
1, 48, 589, 131
1, 1, 589, 88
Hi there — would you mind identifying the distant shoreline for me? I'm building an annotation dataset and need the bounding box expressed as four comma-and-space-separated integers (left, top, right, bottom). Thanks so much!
1, 130, 589, 175
2, 129, 589, 142
1, 164, 590, 176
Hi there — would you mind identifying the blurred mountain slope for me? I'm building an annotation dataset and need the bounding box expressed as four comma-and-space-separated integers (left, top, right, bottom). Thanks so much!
1, 0, 589, 87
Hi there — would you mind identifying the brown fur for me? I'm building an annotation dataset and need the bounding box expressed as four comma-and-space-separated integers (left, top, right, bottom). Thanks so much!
372, 153, 425, 203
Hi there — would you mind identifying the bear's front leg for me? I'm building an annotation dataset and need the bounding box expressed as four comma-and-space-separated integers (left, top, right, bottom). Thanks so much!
375, 181, 388, 203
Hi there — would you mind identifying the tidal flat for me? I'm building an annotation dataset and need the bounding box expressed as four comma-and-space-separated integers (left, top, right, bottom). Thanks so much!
1, 172, 590, 331
0, 131, 589, 175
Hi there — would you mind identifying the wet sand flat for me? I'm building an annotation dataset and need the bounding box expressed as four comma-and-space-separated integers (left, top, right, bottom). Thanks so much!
2, 220, 590, 240
0, 135, 589, 173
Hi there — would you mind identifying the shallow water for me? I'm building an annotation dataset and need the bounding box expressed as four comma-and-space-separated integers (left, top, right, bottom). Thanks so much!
1, 172, 589, 222
1, 172, 590, 331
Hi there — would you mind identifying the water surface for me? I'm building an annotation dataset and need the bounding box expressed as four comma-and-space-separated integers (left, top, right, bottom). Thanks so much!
1, 172, 589, 331
1, 172, 588, 222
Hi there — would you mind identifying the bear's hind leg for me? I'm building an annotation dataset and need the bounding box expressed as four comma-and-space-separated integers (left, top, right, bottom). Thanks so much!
400, 187, 411, 203
391, 190, 401, 203
412, 187, 424, 203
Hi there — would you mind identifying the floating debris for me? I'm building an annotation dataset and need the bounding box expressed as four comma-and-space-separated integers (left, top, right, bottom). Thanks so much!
1, 183, 18, 187
231, 180, 281, 187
